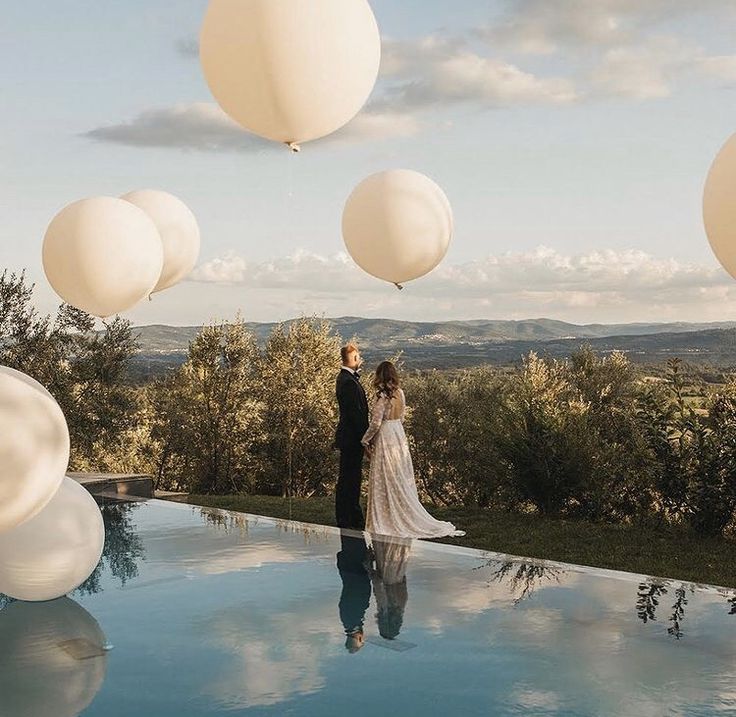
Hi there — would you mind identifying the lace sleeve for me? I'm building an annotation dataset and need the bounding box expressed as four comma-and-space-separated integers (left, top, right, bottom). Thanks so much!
362, 395, 388, 446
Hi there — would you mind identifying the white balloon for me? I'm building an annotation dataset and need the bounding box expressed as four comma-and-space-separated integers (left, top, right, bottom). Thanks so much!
0, 598, 108, 717
200, 0, 381, 148
704, 133, 736, 279
0, 477, 105, 602
121, 190, 201, 293
42, 197, 164, 318
342, 169, 453, 287
0, 367, 68, 534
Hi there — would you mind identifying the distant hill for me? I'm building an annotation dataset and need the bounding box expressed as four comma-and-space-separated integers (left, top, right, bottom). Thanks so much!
126, 318, 736, 378
131, 317, 736, 353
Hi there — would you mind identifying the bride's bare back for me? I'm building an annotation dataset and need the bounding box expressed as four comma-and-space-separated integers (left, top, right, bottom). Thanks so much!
384, 389, 406, 421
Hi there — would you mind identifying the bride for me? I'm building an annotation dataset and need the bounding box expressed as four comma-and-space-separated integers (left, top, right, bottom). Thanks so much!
361, 361, 464, 539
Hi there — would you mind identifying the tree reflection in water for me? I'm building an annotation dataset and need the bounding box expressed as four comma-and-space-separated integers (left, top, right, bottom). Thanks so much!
199, 508, 251, 536
75, 499, 145, 596
198, 507, 334, 549
635, 580, 668, 624
728, 594, 736, 615
636, 579, 697, 640
478, 559, 564, 605
479, 560, 736, 640
636, 578, 736, 640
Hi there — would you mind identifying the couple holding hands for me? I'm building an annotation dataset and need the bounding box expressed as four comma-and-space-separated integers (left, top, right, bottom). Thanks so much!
334, 343, 463, 539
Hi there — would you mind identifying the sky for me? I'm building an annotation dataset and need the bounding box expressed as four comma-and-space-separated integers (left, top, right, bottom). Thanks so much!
2, 0, 736, 326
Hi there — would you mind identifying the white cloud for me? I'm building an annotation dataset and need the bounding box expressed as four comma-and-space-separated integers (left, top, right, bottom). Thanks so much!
515, 688, 562, 711
698, 55, 736, 84
88, 32, 573, 155
97, 8, 736, 157
84, 102, 418, 152
480, 0, 636, 54
200, 602, 338, 709
180, 246, 736, 324
328, 109, 420, 142
84, 103, 263, 152
590, 36, 707, 99
380, 35, 471, 77
192, 246, 727, 295
391, 53, 577, 108
377, 25, 733, 111
476, 2, 736, 100
191, 250, 372, 290
482, 0, 734, 54
378, 36, 578, 110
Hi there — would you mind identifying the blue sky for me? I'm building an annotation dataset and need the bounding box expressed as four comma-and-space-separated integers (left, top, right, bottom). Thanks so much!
3, 0, 736, 325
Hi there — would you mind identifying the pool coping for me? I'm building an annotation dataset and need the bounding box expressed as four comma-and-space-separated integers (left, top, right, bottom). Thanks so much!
96, 492, 736, 596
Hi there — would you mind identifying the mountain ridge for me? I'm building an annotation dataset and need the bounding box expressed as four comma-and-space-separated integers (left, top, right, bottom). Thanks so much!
130, 317, 736, 352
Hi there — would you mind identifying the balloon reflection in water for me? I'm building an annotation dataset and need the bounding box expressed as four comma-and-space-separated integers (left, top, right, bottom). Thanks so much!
0, 597, 109, 717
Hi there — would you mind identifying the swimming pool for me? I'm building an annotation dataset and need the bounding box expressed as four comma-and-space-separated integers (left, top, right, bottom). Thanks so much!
2, 496, 735, 717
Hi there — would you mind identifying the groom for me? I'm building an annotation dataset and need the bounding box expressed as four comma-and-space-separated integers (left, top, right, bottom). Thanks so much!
334, 343, 369, 529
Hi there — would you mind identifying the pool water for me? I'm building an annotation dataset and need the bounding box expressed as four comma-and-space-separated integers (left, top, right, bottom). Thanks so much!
2, 497, 736, 717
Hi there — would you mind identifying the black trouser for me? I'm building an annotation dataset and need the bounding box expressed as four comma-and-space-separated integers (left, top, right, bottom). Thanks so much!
336, 444, 365, 529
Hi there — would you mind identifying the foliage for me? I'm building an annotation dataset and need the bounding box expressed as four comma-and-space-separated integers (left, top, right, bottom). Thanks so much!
148, 317, 341, 497
566, 347, 654, 520
496, 351, 593, 516
0, 270, 144, 472
6, 267, 736, 539
258, 318, 341, 497
404, 367, 506, 507
636, 359, 736, 537
148, 320, 265, 494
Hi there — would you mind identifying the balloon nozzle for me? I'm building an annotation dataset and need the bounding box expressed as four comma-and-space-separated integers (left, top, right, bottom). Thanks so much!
394, 282, 404, 291
287, 142, 301, 153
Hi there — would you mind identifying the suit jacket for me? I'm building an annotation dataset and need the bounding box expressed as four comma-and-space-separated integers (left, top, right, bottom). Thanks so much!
335, 368, 369, 450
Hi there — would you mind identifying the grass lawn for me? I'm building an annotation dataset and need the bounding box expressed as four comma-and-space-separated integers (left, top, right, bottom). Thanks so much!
184, 494, 736, 589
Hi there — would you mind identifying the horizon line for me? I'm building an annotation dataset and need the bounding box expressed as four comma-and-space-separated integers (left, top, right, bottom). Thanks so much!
127, 316, 736, 329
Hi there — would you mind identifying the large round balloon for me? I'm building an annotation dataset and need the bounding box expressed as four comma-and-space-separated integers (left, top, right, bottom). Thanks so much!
0, 367, 69, 534
342, 169, 453, 287
0, 598, 108, 717
0, 477, 105, 602
704, 133, 736, 279
42, 197, 164, 318
121, 190, 201, 293
199, 0, 381, 148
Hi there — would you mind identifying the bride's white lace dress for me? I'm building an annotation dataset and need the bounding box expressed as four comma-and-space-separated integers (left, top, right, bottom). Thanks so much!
361, 388, 464, 539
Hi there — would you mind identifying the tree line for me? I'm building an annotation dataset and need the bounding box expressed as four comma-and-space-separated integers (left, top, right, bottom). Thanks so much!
3, 270, 736, 538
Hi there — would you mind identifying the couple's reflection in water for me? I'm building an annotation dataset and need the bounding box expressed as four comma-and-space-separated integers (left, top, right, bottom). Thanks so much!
336, 531, 412, 653
337, 533, 736, 652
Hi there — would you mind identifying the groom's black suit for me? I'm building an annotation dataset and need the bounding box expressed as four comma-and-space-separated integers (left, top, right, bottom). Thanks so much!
335, 368, 369, 529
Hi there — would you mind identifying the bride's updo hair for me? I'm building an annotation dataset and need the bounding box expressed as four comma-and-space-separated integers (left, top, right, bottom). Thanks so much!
373, 361, 399, 399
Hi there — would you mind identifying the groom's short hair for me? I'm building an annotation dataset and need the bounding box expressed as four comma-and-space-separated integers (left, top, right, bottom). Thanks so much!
341, 343, 358, 364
